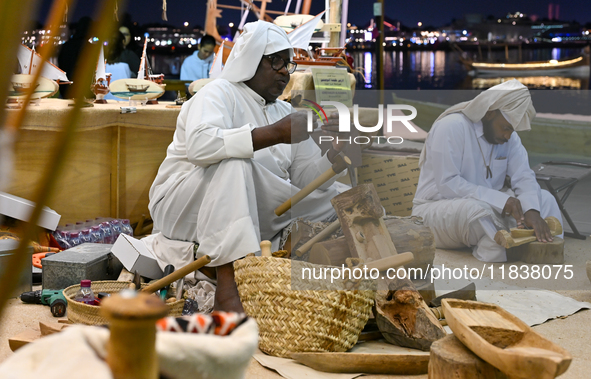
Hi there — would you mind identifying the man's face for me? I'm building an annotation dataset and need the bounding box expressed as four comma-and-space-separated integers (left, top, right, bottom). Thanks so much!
482, 110, 514, 145
198, 43, 215, 60
119, 26, 131, 48
246, 49, 291, 103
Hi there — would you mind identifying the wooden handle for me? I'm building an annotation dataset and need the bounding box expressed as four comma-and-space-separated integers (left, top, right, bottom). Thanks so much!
141, 255, 211, 294
101, 292, 168, 379
275, 155, 351, 216
362, 252, 414, 272
295, 219, 341, 257
260, 240, 272, 257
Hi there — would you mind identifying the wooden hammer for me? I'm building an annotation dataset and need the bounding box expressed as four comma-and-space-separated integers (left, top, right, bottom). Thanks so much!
494, 216, 562, 248
141, 255, 211, 294
274, 154, 351, 216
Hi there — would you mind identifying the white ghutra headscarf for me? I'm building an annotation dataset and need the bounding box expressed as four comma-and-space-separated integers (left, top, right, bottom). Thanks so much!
419, 79, 536, 167
219, 21, 294, 83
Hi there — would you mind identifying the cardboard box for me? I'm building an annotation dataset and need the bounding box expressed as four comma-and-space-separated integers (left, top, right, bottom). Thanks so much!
357, 150, 421, 216
0, 191, 61, 231
111, 234, 163, 279
42, 243, 123, 290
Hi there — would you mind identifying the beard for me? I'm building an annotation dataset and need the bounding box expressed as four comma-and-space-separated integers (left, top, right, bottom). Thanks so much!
482, 119, 500, 144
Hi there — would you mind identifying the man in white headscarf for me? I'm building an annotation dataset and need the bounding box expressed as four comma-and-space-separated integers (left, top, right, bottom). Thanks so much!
413, 80, 562, 262
148, 21, 345, 311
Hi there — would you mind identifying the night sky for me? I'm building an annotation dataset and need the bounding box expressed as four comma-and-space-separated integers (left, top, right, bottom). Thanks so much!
38, 0, 591, 29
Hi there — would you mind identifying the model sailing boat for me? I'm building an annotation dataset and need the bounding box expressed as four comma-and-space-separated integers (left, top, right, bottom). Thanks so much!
108, 38, 166, 102
91, 46, 112, 104
10, 45, 69, 101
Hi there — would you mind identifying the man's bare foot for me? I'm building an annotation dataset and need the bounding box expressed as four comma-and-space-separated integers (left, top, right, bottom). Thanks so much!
213, 262, 244, 313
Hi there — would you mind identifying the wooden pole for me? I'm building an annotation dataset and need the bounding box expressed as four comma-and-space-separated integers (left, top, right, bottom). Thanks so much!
328, 0, 342, 47
301, 0, 312, 14
141, 255, 211, 294
258, 0, 268, 20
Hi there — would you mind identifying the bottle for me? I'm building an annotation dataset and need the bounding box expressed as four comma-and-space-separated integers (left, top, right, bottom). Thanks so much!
100, 222, 114, 244
121, 219, 134, 236
53, 230, 72, 250
90, 225, 104, 243
74, 280, 96, 305
69, 232, 81, 247
110, 219, 122, 241
80, 229, 92, 244
59, 230, 73, 249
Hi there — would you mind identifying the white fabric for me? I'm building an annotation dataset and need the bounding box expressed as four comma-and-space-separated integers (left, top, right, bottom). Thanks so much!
414, 190, 562, 262
413, 112, 562, 262
419, 79, 536, 167
104, 62, 133, 101
0, 320, 258, 379
180, 50, 214, 81
219, 21, 293, 83
149, 79, 341, 266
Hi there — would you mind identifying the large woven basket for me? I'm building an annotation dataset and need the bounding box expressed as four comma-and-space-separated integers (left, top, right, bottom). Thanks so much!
234, 256, 376, 357
63, 280, 184, 325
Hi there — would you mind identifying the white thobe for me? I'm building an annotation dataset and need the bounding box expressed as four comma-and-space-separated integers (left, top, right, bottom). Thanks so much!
180, 51, 214, 81
149, 79, 341, 266
413, 113, 562, 262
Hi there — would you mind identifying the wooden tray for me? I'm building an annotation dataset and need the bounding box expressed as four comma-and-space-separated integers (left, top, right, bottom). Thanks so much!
442, 299, 571, 379
109, 78, 165, 100
290, 340, 430, 375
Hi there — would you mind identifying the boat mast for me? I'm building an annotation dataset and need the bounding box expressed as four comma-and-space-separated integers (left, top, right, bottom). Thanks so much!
138, 38, 148, 80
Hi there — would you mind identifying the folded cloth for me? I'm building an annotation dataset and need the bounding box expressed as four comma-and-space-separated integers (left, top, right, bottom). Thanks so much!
156, 311, 247, 335
0, 319, 258, 379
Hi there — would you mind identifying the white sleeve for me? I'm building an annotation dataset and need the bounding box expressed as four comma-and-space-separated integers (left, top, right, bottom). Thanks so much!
507, 133, 541, 213
184, 83, 254, 167
430, 119, 510, 212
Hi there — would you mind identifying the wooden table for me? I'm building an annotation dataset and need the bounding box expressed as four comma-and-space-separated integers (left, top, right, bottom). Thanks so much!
7, 99, 180, 226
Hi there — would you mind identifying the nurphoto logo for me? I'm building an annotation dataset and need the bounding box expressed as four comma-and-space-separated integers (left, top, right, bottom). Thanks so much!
303, 100, 419, 145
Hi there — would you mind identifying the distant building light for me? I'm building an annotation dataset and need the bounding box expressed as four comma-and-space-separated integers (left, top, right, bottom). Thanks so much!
229, 22, 234, 27
188, 44, 192, 48
462, 30, 467, 35
498, 19, 502, 23
418, 22, 422, 27
512, 21, 516, 25
365, 31, 372, 41
184, 22, 189, 27
551, 37, 562, 42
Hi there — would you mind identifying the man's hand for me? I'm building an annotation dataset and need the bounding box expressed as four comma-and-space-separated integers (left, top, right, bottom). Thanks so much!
321, 112, 350, 163
285, 111, 312, 144
252, 111, 311, 151
502, 197, 525, 227
524, 210, 553, 242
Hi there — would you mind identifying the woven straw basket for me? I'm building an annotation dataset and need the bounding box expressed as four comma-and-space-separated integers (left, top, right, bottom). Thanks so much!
63, 280, 184, 325
234, 256, 376, 357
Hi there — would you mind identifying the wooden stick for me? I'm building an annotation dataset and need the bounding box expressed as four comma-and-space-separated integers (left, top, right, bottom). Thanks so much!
362, 252, 414, 272
275, 155, 351, 216
101, 292, 168, 379
295, 219, 341, 257
260, 240, 272, 257
141, 255, 211, 294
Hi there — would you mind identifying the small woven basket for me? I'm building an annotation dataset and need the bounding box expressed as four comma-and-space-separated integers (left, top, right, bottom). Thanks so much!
63, 280, 184, 325
234, 256, 376, 357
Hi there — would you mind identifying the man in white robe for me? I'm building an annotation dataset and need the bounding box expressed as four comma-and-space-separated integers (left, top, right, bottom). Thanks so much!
149, 21, 345, 311
412, 80, 562, 262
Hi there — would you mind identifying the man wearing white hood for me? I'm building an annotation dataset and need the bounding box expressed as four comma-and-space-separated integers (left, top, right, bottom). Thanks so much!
148, 21, 344, 311
413, 80, 562, 262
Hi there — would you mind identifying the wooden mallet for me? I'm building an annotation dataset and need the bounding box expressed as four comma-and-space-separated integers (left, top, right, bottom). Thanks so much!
274, 154, 351, 216
141, 255, 211, 294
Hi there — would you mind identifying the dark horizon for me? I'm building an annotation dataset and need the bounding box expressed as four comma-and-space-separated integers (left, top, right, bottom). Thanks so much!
37, 0, 591, 30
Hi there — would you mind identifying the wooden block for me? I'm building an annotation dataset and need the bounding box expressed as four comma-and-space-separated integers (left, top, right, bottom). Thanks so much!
494, 217, 562, 248
384, 216, 436, 273
39, 321, 70, 336
429, 335, 508, 379
512, 237, 564, 264
309, 237, 351, 266
9, 329, 42, 352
